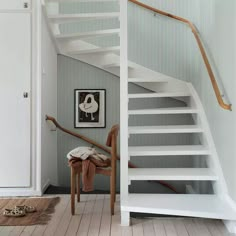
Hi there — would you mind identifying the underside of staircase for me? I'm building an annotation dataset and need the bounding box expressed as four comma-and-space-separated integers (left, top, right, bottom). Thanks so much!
43, 0, 236, 227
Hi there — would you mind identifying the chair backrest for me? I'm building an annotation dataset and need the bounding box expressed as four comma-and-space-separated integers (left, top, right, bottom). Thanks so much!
106, 125, 119, 165
106, 125, 119, 147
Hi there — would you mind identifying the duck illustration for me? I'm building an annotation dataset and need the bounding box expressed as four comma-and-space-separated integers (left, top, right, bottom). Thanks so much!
79, 94, 98, 121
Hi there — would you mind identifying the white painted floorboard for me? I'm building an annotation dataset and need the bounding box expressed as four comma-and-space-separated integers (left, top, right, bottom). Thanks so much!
0, 194, 232, 236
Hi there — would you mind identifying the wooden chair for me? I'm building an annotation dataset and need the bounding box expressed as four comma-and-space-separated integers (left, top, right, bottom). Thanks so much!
70, 125, 119, 215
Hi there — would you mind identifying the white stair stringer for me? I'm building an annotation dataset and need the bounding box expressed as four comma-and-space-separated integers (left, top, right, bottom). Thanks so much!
188, 83, 228, 195
42, 0, 236, 226
121, 82, 236, 226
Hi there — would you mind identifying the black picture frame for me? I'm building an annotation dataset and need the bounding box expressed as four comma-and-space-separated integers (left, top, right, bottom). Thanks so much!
74, 89, 106, 128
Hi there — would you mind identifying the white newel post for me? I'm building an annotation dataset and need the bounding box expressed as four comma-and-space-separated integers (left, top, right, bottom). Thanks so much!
120, 0, 130, 226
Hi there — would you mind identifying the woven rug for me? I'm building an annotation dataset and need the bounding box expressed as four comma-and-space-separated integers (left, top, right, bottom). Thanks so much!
0, 197, 60, 226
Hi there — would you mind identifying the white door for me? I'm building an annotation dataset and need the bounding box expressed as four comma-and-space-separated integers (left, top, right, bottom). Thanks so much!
0, 13, 31, 187
0, 0, 31, 10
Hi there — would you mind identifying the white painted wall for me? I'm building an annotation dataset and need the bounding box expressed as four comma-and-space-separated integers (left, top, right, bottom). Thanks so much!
193, 0, 236, 201
41, 15, 58, 192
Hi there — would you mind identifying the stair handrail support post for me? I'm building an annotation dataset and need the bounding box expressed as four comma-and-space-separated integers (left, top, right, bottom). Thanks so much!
120, 0, 130, 226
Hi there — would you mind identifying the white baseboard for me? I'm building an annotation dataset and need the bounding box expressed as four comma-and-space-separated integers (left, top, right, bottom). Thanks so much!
42, 179, 51, 194
0, 179, 50, 197
0, 189, 42, 197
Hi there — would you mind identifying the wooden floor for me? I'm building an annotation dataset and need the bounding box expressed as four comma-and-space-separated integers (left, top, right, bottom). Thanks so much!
0, 194, 233, 236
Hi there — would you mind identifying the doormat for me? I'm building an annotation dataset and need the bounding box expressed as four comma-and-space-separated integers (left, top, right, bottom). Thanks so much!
0, 197, 60, 226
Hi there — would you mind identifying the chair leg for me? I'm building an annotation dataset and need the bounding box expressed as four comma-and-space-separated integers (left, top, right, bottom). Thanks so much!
71, 167, 76, 215
77, 172, 80, 202
113, 165, 116, 203
110, 176, 115, 215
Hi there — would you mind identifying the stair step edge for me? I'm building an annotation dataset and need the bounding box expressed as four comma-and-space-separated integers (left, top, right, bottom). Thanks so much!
128, 107, 198, 115
67, 46, 120, 55
128, 168, 218, 181
128, 145, 211, 156
55, 29, 120, 39
128, 125, 203, 133
128, 92, 191, 98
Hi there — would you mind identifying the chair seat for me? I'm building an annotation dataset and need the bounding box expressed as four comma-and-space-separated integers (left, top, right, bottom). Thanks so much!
96, 167, 111, 176
71, 160, 111, 176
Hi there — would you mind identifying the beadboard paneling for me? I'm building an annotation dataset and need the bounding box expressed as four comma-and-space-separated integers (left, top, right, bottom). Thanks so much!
57, 55, 120, 189
128, 0, 200, 82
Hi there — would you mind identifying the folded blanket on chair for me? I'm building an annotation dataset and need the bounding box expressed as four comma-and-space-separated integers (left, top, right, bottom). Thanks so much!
67, 147, 96, 160
68, 147, 111, 192
82, 159, 96, 192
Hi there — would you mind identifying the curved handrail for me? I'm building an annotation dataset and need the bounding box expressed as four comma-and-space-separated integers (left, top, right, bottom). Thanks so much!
46, 115, 111, 154
129, 0, 232, 111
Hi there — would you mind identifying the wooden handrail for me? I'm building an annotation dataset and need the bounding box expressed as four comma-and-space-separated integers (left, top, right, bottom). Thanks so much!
46, 115, 111, 154
46, 115, 178, 193
129, 0, 232, 111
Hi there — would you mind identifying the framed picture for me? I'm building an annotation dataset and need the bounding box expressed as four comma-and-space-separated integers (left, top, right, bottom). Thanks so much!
74, 89, 106, 128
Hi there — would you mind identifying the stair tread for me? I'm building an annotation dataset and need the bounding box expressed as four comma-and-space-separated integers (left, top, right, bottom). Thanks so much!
67, 46, 120, 55
121, 194, 236, 220
128, 125, 203, 134
128, 168, 217, 181
128, 78, 168, 83
103, 62, 120, 68
103, 62, 133, 69
55, 29, 120, 40
48, 12, 120, 21
129, 107, 198, 115
128, 92, 190, 98
49, 0, 119, 2
128, 145, 210, 156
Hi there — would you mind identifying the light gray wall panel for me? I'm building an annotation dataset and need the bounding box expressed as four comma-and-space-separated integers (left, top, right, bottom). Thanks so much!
128, 0, 200, 82
57, 55, 120, 189
194, 0, 236, 200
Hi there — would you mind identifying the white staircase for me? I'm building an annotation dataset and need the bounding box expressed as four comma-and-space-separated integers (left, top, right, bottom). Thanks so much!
43, 0, 236, 227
